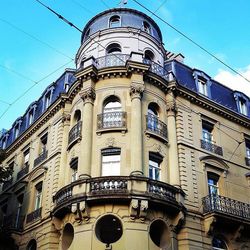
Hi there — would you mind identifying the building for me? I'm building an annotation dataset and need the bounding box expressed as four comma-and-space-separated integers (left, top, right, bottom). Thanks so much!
0, 7, 250, 250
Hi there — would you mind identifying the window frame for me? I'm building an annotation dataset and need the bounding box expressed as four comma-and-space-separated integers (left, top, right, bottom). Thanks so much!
202, 120, 214, 143
106, 43, 122, 55
34, 182, 43, 210
70, 157, 78, 182
101, 148, 121, 176
193, 70, 212, 97
142, 21, 151, 34
234, 92, 249, 116
149, 152, 163, 181
109, 15, 121, 28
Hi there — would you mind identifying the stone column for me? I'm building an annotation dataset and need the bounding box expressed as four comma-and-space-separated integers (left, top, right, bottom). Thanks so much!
130, 78, 145, 174
166, 91, 180, 187
79, 86, 96, 177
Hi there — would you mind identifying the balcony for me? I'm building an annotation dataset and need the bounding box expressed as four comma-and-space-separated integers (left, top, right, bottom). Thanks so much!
2, 214, 25, 231
52, 176, 185, 218
246, 157, 250, 167
68, 121, 82, 148
95, 54, 130, 69
34, 150, 48, 168
17, 164, 29, 180
2, 177, 13, 191
26, 207, 42, 223
145, 115, 168, 142
97, 112, 127, 132
203, 195, 250, 221
200, 139, 223, 156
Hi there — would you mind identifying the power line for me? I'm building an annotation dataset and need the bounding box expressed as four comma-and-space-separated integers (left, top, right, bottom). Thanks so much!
0, 59, 74, 120
100, 0, 111, 9
0, 18, 73, 60
71, 0, 95, 15
131, 0, 250, 84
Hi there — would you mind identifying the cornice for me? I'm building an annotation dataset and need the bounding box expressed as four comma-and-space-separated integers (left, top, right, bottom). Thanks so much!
176, 86, 250, 128
5, 96, 67, 156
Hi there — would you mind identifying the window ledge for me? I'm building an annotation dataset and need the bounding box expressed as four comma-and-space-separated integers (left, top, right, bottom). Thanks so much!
67, 136, 82, 151
96, 127, 127, 135
145, 130, 168, 144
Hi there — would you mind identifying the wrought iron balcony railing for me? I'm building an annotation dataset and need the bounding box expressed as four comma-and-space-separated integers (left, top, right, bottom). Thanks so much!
68, 121, 82, 146
202, 195, 250, 221
143, 59, 170, 81
34, 150, 48, 168
97, 112, 127, 130
53, 176, 185, 217
2, 214, 25, 231
146, 114, 168, 140
200, 139, 223, 156
245, 157, 250, 166
17, 164, 29, 180
2, 177, 13, 191
26, 207, 42, 223
95, 54, 130, 69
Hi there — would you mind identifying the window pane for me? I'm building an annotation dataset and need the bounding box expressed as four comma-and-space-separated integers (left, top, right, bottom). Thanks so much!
102, 154, 120, 176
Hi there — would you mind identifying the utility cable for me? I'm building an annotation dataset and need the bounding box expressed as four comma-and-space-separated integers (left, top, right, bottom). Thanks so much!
0, 18, 73, 60
71, 0, 95, 15
131, 0, 250, 84
0, 59, 74, 120
100, 0, 111, 9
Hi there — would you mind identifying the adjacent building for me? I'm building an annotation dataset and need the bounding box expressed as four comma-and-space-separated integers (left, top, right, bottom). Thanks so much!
0, 8, 250, 250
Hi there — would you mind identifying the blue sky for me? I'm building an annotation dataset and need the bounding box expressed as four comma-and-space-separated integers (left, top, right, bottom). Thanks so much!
1, 0, 250, 130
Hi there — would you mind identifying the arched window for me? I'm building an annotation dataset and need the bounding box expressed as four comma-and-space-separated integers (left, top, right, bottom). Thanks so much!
73, 110, 81, 123
143, 21, 151, 34
102, 96, 122, 128
109, 15, 121, 28
212, 236, 228, 250
147, 103, 159, 133
144, 50, 155, 61
106, 43, 122, 54
27, 239, 37, 250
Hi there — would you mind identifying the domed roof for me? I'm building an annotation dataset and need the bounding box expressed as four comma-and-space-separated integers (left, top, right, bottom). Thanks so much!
81, 8, 163, 43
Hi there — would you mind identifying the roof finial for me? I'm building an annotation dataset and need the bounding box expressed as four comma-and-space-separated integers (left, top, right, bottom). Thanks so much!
119, 0, 127, 7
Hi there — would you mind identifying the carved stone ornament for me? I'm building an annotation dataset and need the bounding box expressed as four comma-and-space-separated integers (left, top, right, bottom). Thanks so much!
62, 113, 71, 123
204, 216, 217, 235
139, 200, 148, 220
79, 88, 96, 104
106, 137, 116, 147
130, 83, 145, 100
166, 100, 177, 114
129, 199, 139, 219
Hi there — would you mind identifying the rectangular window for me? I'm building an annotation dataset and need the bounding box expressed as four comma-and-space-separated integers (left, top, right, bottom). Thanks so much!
23, 149, 30, 167
198, 79, 208, 96
207, 173, 219, 196
44, 92, 51, 110
34, 182, 42, 210
246, 140, 250, 159
2, 138, 6, 149
239, 99, 248, 115
28, 110, 34, 125
40, 133, 48, 153
70, 157, 78, 182
149, 152, 162, 181
202, 121, 214, 143
14, 125, 19, 139
101, 148, 121, 176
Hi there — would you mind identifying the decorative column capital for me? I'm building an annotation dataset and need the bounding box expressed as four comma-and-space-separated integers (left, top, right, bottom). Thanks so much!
61, 113, 71, 123
130, 82, 145, 100
166, 100, 177, 115
79, 87, 96, 104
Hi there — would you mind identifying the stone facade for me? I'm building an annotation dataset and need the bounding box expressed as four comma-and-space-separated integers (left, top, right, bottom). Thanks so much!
0, 8, 250, 250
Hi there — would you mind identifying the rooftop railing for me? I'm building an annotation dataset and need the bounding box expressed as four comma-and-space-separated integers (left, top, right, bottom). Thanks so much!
68, 121, 82, 146
202, 195, 250, 221
200, 139, 223, 156
95, 54, 130, 69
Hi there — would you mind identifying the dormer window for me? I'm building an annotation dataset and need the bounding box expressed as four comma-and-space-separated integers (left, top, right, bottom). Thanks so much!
143, 21, 151, 34
13, 119, 22, 140
64, 83, 69, 92
45, 92, 51, 109
239, 98, 247, 115
43, 86, 54, 111
193, 70, 211, 97
109, 15, 121, 28
234, 92, 249, 116
2, 137, 7, 149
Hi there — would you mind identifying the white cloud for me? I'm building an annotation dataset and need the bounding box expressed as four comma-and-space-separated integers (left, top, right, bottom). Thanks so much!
214, 65, 250, 98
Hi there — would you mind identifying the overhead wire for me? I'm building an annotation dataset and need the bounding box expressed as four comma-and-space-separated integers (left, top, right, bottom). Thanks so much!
71, 0, 95, 15
131, 0, 250, 84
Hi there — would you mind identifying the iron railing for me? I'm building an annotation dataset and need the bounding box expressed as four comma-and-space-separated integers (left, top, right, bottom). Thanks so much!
202, 195, 250, 220
146, 114, 168, 139
34, 150, 48, 168
95, 54, 130, 69
2, 177, 13, 191
200, 139, 223, 156
97, 112, 127, 130
53, 186, 72, 206
143, 59, 169, 80
2, 214, 25, 231
17, 164, 29, 180
245, 157, 250, 166
68, 121, 82, 145
26, 207, 42, 223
